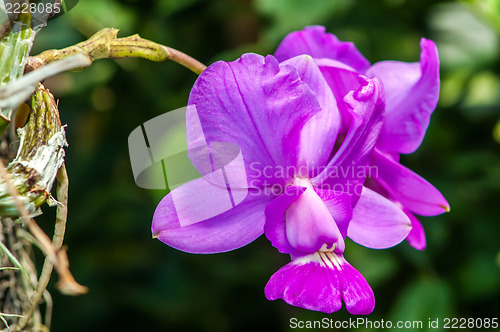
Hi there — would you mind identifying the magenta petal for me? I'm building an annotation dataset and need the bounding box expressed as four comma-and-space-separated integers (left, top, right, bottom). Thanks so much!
315, 58, 357, 72
317, 59, 360, 103
405, 211, 427, 251
284, 178, 344, 253
314, 76, 385, 198
264, 253, 342, 314
371, 149, 450, 216
275, 26, 371, 73
338, 255, 375, 315
152, 181, 273, 254
188, 53, 322, 187
348, 187, 412, 249
265, 183, 348, 255
265, 252, 374, 314
339, 76, 385, 166
316, 61, 361, 131
264, 186, 306, 256
281, 55, 340, 175
315, 188, 353, 238
367, 38, 440, 154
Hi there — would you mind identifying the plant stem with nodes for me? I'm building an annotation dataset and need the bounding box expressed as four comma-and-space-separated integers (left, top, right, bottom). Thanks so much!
26, 28, 207, 75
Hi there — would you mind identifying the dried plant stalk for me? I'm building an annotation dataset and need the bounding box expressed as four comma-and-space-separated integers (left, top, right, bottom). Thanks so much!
0, 12, 208, 332
0, 85, 86, 331
0, 84, 66, 217
12, 163, 75, 332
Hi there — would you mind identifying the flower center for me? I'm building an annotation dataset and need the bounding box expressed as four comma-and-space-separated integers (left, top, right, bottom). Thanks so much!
284, 178, 343, 253
318, 251, 342, 269
292, 250, 342, 270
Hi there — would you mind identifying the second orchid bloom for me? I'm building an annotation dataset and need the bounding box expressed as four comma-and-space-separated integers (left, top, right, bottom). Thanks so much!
152, 26, 449, 314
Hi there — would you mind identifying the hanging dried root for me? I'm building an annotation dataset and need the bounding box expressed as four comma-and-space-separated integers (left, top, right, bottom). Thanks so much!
0, 13, 208, 331
0, 84, 86, 296
0, 85, 86, 331
11, 163, 85, 332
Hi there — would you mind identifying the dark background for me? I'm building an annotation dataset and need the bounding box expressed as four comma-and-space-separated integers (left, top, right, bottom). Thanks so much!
29, 0, 500, 331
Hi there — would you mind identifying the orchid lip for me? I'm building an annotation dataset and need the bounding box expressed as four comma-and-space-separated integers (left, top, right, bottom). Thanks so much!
265, 251, 375, 314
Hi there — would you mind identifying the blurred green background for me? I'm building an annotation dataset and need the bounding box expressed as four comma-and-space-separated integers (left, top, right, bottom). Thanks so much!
29, 0, 500, 331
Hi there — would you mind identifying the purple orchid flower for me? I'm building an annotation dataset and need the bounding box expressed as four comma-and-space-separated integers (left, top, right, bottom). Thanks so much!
275, 26, 450, 251
152, 52, 413, 314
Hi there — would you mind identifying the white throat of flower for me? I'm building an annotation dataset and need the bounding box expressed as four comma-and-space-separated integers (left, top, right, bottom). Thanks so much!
293, 250, 343, 270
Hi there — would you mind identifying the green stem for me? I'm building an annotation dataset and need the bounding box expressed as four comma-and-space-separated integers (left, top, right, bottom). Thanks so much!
162, 45, 207, 75
28, 28, 207, 75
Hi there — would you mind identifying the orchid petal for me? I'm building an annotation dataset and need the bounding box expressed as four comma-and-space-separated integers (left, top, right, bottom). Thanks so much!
339, 255, 375, 315
264, 181, 344, 255
264, 252, 342, 314
367, 39, 440, 154
315, 188, 353, 238
371, 149, 450, 216
152, 182, 273, 254
188, 53, 322, 188
405, 210, 427, 251
265, 252, 374, 314
316, 61, 361, 131
281, 55, 340, 176
285, 179, 344, 253
316, 59, 360, 100
348, 187, 412, 249
337, 77, 385, 166
275, 26, 371, 73
315, 58, 357, 72
314, 76, 385, 199
264, 186, 306, 257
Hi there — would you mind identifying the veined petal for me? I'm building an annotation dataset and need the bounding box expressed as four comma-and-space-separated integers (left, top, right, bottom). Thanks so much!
188, 53, 322, 188
371, 149, 450, 216
264, 252, 374, 314
338, 77, 385, 166
265, 253, 341, 314
405, 210, 427, 251
367, 38, 440, 154
275, 26, 371, 73
348, 187, 412, 249
313, 76, 385, 199
285, 179, 344, 253
264, 186, 306, 257
316, 61, 361, 131
315, 188, 353, 238
152, 180, 273, 254
315, 57, 357, 72
264, 179, 344, 255
281, 55, 340, 176
339, 255, 375, 315
316, 59, 360, 99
